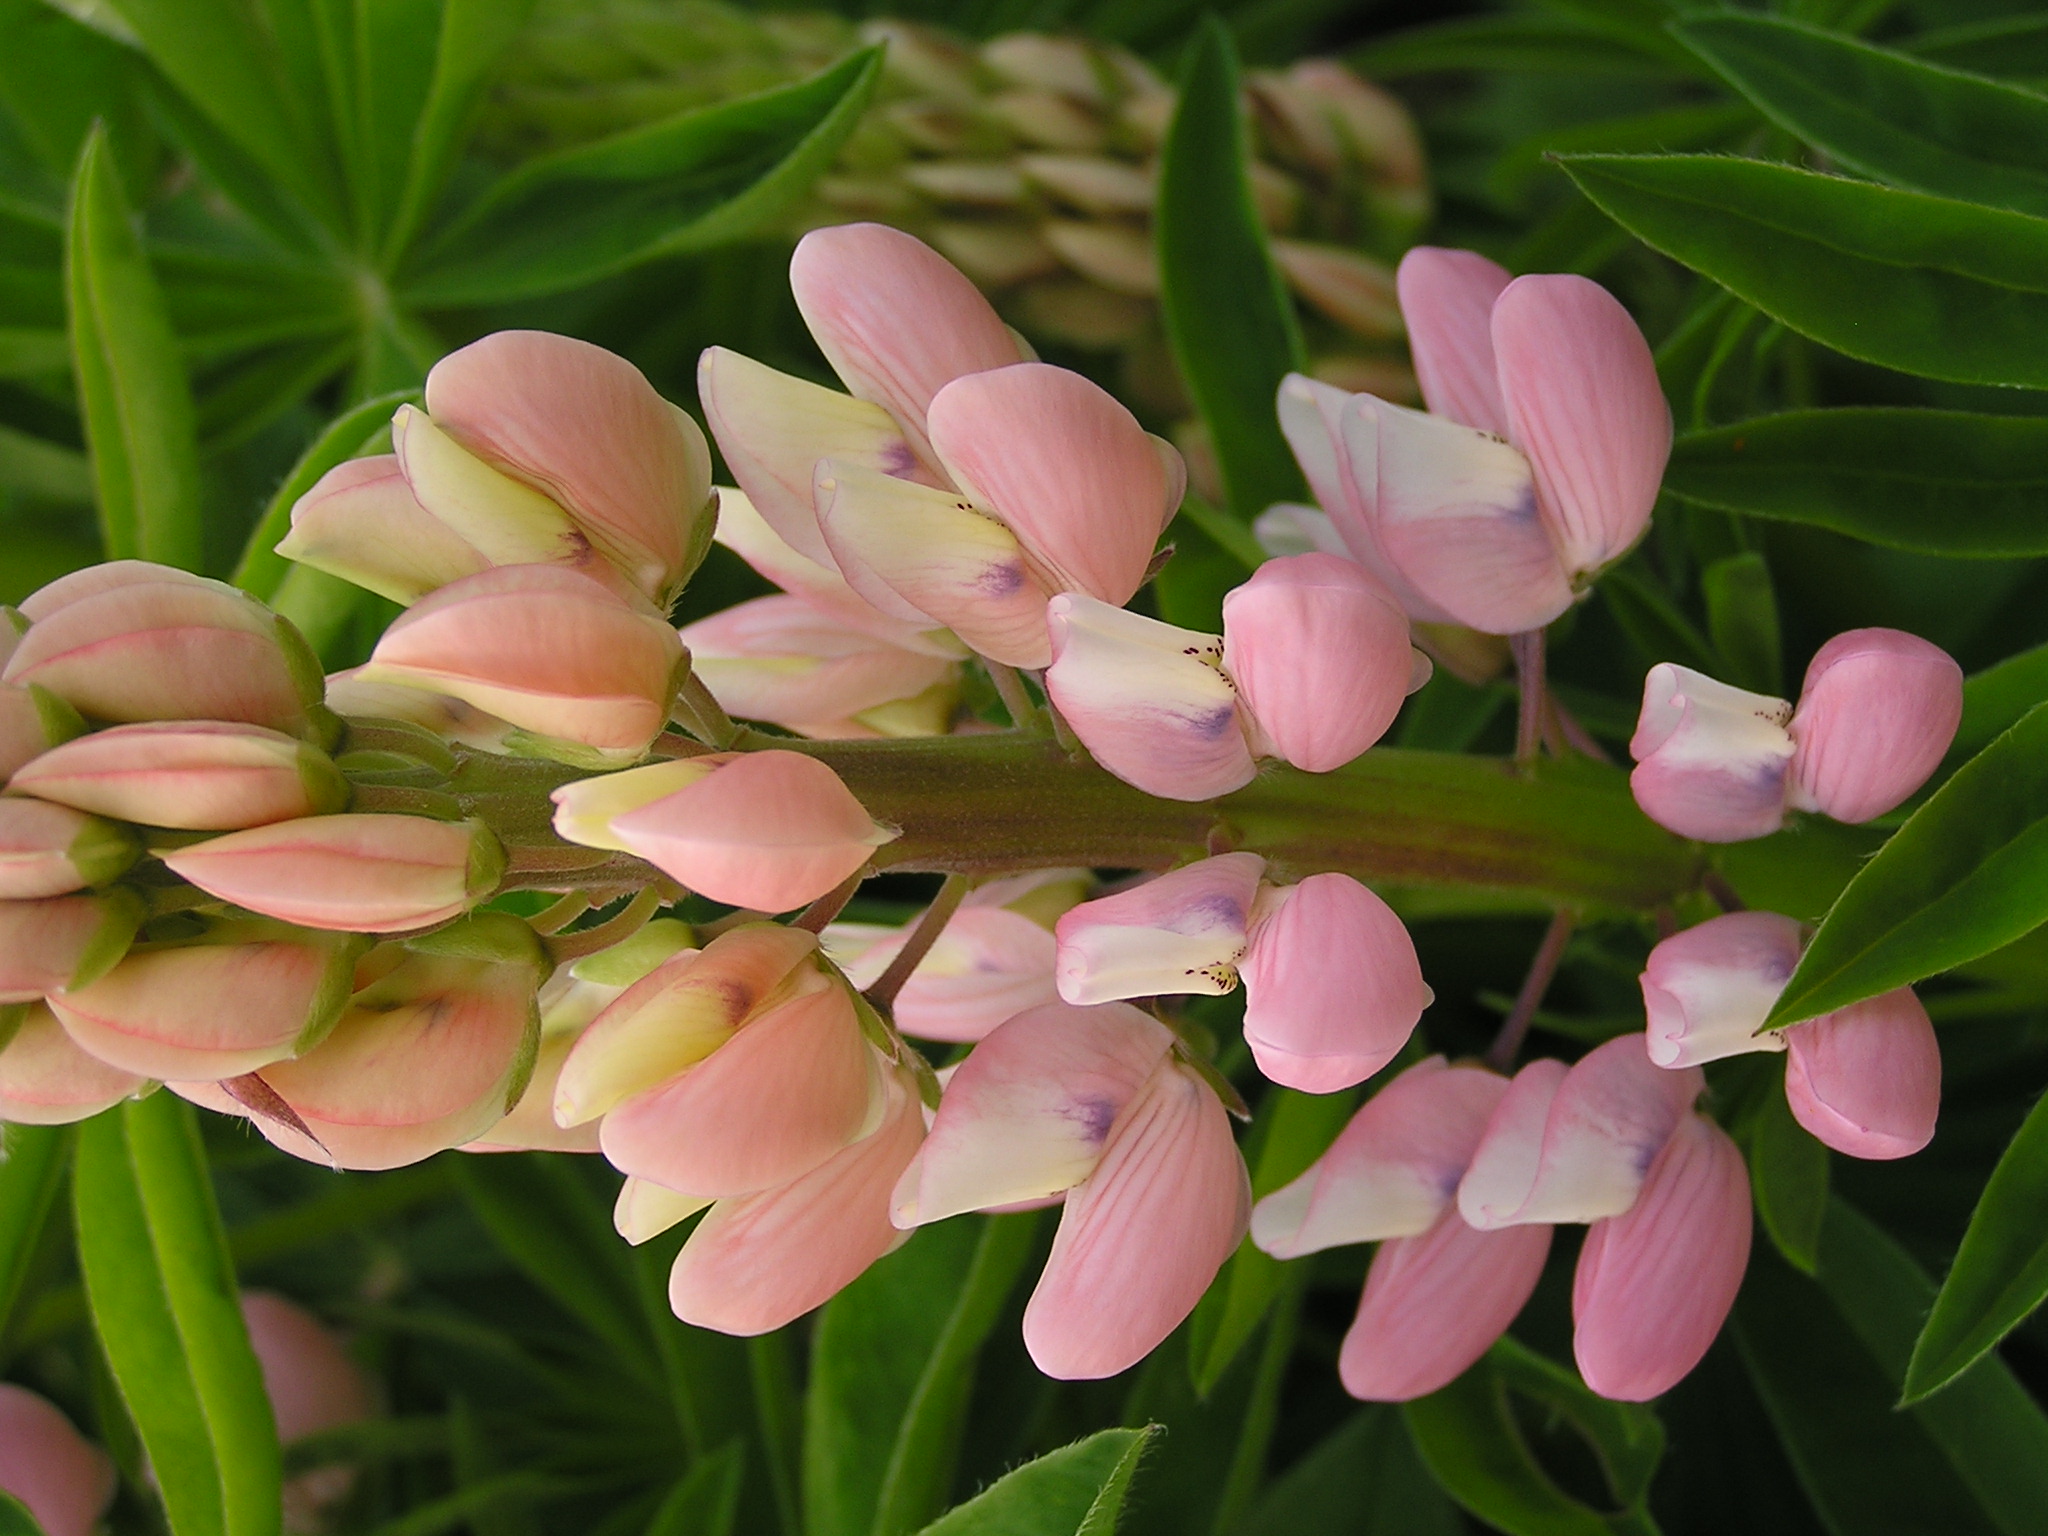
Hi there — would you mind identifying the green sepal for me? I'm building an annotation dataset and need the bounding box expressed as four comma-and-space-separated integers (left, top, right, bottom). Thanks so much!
287, 932, 377, 1058
0, 1003, 26, 1055
1, 607, 25, 640
295, 744, 350, 817
68, 887, 144, 991
405, 909, 548, 971
66, 812, 141, 887
569, 916, 695, 986
26, 684, 87, 748
336, 717, 458, 776
665, 489, 721, 607
271, 612, 326, 712
463, 820, 507, 906
501, 727, 650, 771
302, 702, 345, 753
499, 993, 544, 1116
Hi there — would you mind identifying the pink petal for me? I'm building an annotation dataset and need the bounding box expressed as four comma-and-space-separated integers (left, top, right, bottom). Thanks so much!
1043, 594, 1256, 801
1275, 376, 1450, 621
699, 348, 937, 570
1252, 1056, 1508, 1257
668, 1066, 925, 1335
1640, 912, 1801, 1069
276, 454, 492, 605
426, 331, 713, 601
0, 1384, 116, 1536
1787, 628, 1963, 825
1573, 1113, 1751, 1400
1022, 1059, 1250, 1379
837, 905, 1059, 1044
600, 985, 881, 1199
1221, 554, 1412, 772
1493, 275, 1670, 577
1346, 394, 1573, 635
0, 1002, 143, 1124
1053, 852, 1265, 1005
1239, 874, 1431, 1092
0, 683, 57, 782
0, 896, 125, 1004
1395, 247, 1512, 434
1339, 1213, 1551, 1401
1458, 1033, 1702, 1229
361, 564, 683, 757
1784, 988, 1940, 1159
464, 1029, 604, 1154
0, 797, 125, 900
11, 720, 342, 832
607, 750, 894, 912
926, 363, 1171, 603
15, 558, 214, 622
892, 999, 1173, 1225
162, 814, 496, 934
680, 594, 956, 733
240, 1291, 376, 1443
789, 223, 1023, 458
1628, 663, 1795, 843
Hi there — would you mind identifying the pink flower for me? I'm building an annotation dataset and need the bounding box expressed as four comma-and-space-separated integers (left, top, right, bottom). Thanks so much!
0, 1001, 144, 1123
1275, 250, 1670, 635
1054, 854, 1429, 1093
240, 1291, 376, 1530
0, 796, 137, 899
357, 564, 685, 762
1639, 911, 1800, 1068
892, 1000, 1248, 1379
553, 750, 895, 912
1788, 628, 1963, 824
276, 455, 493, 605
161, 814, 502, 934
678, 593, 958, 739
5, 564, 319, 735
0, 1384, 115, 1536
666, 1062, 926, 1334
1784, 988, 1940, 1159
11, 720, 347, 831
1629, 628, 1962, 843
1572, 1112, 1751, 1400
0, 894, 139, 1004
1250, 1057, 1549, 1400
826, 904, 1059, 1043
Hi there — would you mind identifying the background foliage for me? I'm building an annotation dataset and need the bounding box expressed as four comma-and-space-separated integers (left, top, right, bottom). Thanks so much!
6, 0, 2048, 1533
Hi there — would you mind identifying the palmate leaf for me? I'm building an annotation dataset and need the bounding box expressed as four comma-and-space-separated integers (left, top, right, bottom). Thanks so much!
1666, 409, 2048, 557
1559, 154, 2048, 389
400, 47, 882, 306
1764, 702, 2048, 1027
1676, 15, 2048, 217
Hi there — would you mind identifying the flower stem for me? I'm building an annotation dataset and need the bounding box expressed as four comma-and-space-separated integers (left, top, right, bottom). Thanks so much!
672, 665, 741, 749
1485, 907, 1577, 1072
791, 869, 867, 933
983, 660, 1043, 732
1512, 628, 1547, 766
866, 873, 972, 1011
543, 887, 666, 965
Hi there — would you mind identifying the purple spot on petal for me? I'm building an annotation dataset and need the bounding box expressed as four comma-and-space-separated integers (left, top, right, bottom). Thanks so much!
978, 561, 1027, 597
1189, 704, 1239, 741
882, 442, 921, 478
1068, 1095, 1118, 1144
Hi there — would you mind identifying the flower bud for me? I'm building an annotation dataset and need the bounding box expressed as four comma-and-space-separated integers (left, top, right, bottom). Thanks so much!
0, 1001, 145, 1123
1628, 664, 1794, 843
1573, 1112, 1751, 1400
558, 750, 895, 913
0, 797, 138, 897
678, 594, 958, 738
828, 904, 1059, 1043
1239, 873, 1430, 1092
15, 558, 217, 621
1640, 912, 1799, 1068
4, 568, 319, 735
0, 893, 141, 1002
250, 930, 543, 1170
667, 1064, 926, 1335
240, 1290, 376, 1529
276, 455, 493, 605
49, 924, 362, 1079
11, 721, 347, 831
1053, 853, 1265, 1004
547, 757, 721, 854
1272, 241, 1402, 339
357, 564, 684, 762
0, 681, 82, 782
161, 814, 502, 934
322, 667, 516, 754
424, 331, 717, 603
1220, 553, 1414, 773
0, 1384, 115, 1536
1043, 594, 1254, 801
1787, 628, 1962, 824
1458, 1034, 1702, 1229
1784, 988, 1940, 1160
1340, 1215, 1552, 1402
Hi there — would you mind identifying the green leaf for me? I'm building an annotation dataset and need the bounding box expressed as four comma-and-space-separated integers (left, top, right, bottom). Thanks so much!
233, 387, 414, 600
1818, 1204, 2048, 1526
1905, 1090, 2048, 1402
1957, 642, 2048, 758
1765, 701, 2048, 1026
1487, 1338, 1664, 1511
1744, 1067, 1829, 1274
1702, 551, 1782, 695
645, 1443, 744, 1536
1599, 567, 1719, 676
1402, 1346, 1639, 1536
1666, 410, 2048, 557
402, 47, 882, 306
1350, 15, 1687, 78
1157, 16, 1307, 521
74, 1095, 282, 1536
1675, 16, 2048, 217
913, 1426, 1158, 1536
0, 424, 88, 504
0, 1124, 70, 1339
805, 1215, 1037, 1536
0, 0, 154, 190
1559, 154, 2048, 389
1907, 15, 2048, 82
65, 124, 203, 570
1188, 1087, 1354, 1395
0, 1491, 44, 1535
1232, 1406, 1461, 1536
